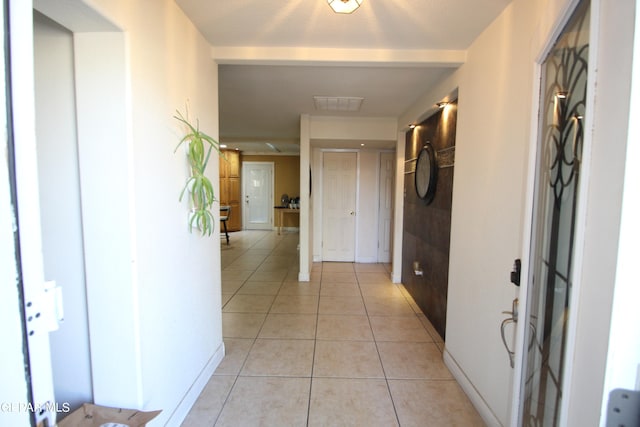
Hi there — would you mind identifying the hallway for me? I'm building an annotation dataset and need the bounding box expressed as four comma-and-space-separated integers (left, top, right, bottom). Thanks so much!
181, 230, 483, 426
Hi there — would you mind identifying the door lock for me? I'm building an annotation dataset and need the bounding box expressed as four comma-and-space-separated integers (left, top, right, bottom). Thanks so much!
510, 259, 521, 287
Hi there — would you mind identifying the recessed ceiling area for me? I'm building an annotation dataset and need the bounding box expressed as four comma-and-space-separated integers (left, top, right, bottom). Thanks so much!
218, 64, 455, 154
175, 0, 513, 155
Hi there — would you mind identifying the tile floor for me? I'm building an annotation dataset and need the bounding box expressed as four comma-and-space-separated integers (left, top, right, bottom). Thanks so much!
181, 230, 484, 426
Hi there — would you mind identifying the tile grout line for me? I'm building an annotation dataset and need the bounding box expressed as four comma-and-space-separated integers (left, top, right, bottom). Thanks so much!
355, 268, 403, 427
218, 234, 459, 426
214, 231, 271, 427
305, 260, 323, 427
220, 231, 314, 426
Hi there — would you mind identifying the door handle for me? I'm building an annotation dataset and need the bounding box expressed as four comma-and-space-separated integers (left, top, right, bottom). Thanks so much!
349, 211, 355, 216
500, 298, 519, 368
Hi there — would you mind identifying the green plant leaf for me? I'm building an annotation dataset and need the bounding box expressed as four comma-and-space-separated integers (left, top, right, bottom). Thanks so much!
175, 108, 221, 237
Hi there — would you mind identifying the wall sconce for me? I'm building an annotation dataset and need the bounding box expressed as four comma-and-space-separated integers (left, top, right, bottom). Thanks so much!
555, 91, 568, 99
327, 0, 364, 14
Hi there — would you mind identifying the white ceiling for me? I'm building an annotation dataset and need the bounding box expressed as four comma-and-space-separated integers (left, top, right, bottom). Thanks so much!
176, 0, 512, 154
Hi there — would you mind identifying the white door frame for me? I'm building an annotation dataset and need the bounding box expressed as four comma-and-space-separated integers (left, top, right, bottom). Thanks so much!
241, 161, 274, 230
4, 0, 56, 424
377, 151, 395, 263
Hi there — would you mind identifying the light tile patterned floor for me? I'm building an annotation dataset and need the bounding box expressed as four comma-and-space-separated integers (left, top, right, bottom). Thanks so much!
181, 230, 484, 427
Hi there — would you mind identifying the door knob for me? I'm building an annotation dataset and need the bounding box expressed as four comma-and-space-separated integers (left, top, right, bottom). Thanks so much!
350, 211, 355, 216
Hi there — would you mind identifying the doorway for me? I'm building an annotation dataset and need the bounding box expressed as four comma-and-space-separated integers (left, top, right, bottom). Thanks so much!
321, 151, 357, 262
33, 11, 92, 410
242, 162, 274, 230
377, 152, 394, 263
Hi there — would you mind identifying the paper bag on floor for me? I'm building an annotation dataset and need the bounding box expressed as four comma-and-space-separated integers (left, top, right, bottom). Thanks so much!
57, 403, 161, 427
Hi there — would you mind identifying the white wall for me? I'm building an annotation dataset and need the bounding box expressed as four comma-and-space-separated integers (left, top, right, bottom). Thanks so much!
601, 0, 640, 412
311, 146, 323, 262
34, 0, 224, 425
33, 11, 92, 410
443, 2, 544, 422
309, 116, 397, 141
299, 115, 312, 280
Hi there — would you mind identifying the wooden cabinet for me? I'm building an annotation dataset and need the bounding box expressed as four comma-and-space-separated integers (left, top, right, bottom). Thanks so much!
219, 150, 241, 231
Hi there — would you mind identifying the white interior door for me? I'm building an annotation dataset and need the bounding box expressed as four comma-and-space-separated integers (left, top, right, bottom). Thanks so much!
377, 152, 394, 263
322, 152, 357, 262
242, 162, 273, 230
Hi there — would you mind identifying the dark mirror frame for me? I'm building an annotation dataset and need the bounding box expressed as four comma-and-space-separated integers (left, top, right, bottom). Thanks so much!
415, 142, 438, 204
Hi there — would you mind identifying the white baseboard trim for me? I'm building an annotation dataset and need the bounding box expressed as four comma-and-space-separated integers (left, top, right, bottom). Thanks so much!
298, 271, 310, 281
443, 348, 502, 427
355, 256, 377, 263
391, 271, 402, 283
273, 226, 299, 233
166, 341, 225, 426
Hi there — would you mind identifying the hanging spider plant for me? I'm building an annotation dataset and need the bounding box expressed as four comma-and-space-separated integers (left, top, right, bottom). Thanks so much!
174, 109, 220, 236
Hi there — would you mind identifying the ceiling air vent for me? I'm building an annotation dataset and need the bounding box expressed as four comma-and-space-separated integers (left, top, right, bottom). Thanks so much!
313, 96, 364, 112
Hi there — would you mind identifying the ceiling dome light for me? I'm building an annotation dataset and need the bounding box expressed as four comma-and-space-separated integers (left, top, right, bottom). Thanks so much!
328, 0, 364, 14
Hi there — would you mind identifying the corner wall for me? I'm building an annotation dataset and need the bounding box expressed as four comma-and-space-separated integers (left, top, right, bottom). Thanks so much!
35, 0, 224, 425
398, 0, 578, 424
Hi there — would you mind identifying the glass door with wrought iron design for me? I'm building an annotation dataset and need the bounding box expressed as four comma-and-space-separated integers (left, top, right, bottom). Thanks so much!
520, 1, 590, 425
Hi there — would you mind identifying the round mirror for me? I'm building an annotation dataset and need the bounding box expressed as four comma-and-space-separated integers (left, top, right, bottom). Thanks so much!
415, 143, 438, 204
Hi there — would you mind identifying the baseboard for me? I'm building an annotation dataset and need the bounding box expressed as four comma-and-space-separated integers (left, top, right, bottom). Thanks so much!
273, 226, 300, 233
355, 256, 377, 263
298, 271, 310, 281
165, 341, 225, 426
391, 271, 402, 283
443, 348, 502, 427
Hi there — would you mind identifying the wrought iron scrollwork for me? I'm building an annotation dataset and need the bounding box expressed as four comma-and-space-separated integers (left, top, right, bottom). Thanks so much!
542, 19, 589, 203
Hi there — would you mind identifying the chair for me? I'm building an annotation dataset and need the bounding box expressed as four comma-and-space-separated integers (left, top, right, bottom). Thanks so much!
220, 206, 231, 245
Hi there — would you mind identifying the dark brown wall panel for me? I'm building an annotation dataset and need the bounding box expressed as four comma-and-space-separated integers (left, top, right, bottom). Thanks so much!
402, 101, 457, 339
